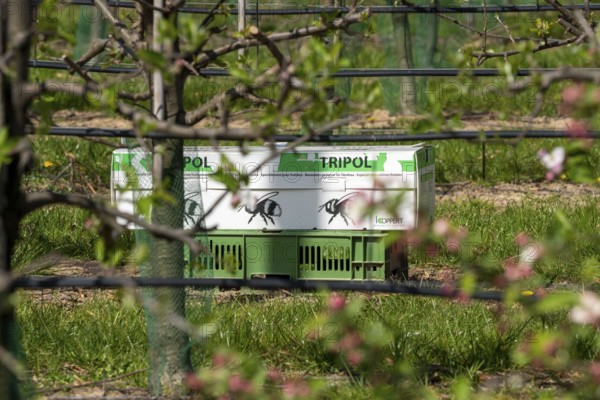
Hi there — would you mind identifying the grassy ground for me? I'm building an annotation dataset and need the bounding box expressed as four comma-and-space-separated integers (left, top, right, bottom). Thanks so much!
16, 287, 592, 398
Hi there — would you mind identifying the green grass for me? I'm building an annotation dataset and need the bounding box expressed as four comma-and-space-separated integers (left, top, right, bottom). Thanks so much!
17, 291, 597, 395
12, 206, 98, 268
193, 294, 533, 375
17, 295, 147, 388
412, 198, 600, 283
433, 139, 600, 184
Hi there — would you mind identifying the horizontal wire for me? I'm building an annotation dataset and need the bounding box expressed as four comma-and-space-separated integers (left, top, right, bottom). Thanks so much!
28, 60, 600, 77
43, 127, 600, 141
38, 1, 600, 15
13, 276, 525, 303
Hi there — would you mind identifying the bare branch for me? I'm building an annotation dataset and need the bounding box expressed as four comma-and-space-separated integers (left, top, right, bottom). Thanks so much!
193, 9, 370, 69
472, 35, 581, 65
74, 38, 110, 66
62, 55, 94, 83
94, 0, 142, 50
248, 26, 288, 68
118, 91, 152, 101
557, 17, 583, 37
545, 0, 580, 29
185, 79, 276, 126
573, 10, 599, 51
510, 66, 600, 93
199, 0, 228, 29
20, 192, 206, 257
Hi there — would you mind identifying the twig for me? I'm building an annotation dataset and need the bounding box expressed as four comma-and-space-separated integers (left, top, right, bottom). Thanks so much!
573, 10, 599, 51
192, 8, 370, 69
495, 14, 516, 47
74, 38, 110, 66
199, 0, 227, 28
472, 35, 581, 65
62, 55, 94, 83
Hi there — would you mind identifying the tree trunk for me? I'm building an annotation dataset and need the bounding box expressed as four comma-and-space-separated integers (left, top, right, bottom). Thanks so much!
145, 5, 190, 396
0, 0, 31, 398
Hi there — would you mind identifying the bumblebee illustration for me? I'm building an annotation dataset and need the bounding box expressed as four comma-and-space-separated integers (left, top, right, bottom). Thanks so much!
318, 192, 358, 226
183, 192, 203, 227
238, 191, 282, 226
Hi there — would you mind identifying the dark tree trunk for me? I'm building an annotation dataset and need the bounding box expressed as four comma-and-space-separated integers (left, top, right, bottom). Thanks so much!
0, 0, 32, 398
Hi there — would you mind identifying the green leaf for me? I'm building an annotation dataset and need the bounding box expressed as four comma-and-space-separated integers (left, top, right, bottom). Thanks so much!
451, 376, 472, 400
137, 49, 168, 71
532, 292, 578, 314
0, 127, 17, 165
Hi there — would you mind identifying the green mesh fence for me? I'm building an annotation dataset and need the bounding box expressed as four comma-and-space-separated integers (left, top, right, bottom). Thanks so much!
129, 145, 213, 395
74, 5, 108, 61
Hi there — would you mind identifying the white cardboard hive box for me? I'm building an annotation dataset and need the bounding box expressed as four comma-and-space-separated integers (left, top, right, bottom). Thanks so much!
111, 145, 435, 231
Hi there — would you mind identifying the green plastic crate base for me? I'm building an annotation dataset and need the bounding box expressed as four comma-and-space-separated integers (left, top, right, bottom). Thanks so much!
184, 231, 408, 281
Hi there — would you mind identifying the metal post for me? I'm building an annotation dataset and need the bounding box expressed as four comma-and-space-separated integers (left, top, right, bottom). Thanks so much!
238, 0, 246, 60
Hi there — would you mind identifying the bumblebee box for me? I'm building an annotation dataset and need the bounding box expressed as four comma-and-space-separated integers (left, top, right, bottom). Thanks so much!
111, 145, 435, 231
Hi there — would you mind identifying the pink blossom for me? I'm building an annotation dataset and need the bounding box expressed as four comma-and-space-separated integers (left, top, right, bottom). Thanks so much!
338, 331, 363, 351
566, 120, 589, 139
562, 84, 585, 105
456, 291, 470, 304
433, 219, 451, 237
590, 362, 600, 384
571, 292, 600, 325
228, 374, 253, 394
267, 367, 282, 383
346, 350, 363, 366
213, 352, 232, 368
515, 232, 530, 247
538, 147, 565, 180
282, 380, 310, 398
84, 218, 95, 230
503, 259, 533, 282
425, 243, 440, 258
441, 283, 455, 296
184, 373, 203, 392
446, 240, 460, 253
328, 293, 346, 312
230, 194, 240, 208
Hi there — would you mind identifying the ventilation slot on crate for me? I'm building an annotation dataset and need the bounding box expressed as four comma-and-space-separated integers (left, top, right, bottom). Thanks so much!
300, 245, 351, 273
213, 243, 243, 271
195, 239, 215, 271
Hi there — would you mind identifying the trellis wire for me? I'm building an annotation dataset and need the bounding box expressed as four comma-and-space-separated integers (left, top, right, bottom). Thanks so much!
38, 1, 600, 14
26, 60, 600, 77
13, 276, 529, 303
44, 126, 600, 141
